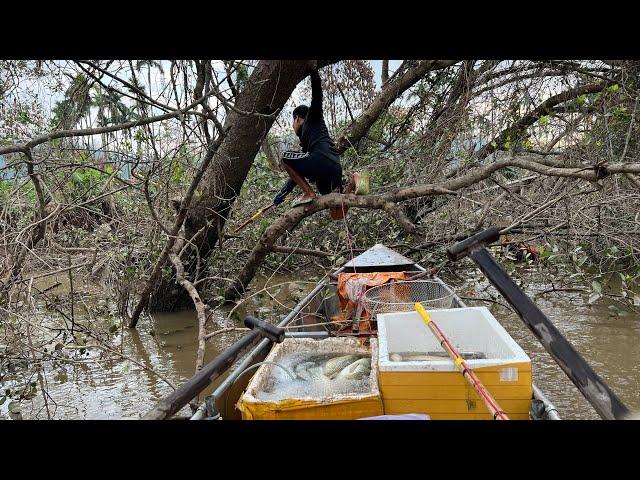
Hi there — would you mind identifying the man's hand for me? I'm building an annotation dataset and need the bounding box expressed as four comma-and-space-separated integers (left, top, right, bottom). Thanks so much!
273, 191, 286, 206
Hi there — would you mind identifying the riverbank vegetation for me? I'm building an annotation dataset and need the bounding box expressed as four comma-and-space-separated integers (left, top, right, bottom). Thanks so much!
1, 60, 639, 418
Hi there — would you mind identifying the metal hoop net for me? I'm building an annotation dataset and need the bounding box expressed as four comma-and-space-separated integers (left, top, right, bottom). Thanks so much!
363, 280, 454, 316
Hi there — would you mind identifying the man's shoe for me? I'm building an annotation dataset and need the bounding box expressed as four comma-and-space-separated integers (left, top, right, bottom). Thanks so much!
292, 194, 316, 207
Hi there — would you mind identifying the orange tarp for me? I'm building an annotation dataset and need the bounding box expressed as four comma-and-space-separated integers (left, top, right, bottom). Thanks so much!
333, 272, 408, 332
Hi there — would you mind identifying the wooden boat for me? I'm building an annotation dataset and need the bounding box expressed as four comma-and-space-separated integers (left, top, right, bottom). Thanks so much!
185, 244, 560, 420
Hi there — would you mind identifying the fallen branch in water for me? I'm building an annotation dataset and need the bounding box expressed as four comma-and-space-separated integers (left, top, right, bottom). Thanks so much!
204, 327, 249, 340
168, 248, 210, 374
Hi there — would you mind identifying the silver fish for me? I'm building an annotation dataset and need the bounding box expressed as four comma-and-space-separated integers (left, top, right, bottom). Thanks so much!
323, 354, 359, 379
398, 351, 487, 362
424, 351, 487, 360
295, 361, 323, 381
402, 354, 448, 362
336, 358, 371, 380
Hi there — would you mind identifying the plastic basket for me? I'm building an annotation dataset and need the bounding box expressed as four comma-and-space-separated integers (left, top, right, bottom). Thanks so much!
362, 280, 454, 316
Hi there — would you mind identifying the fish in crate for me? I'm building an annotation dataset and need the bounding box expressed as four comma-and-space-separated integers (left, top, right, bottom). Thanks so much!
237, 338, 383, 420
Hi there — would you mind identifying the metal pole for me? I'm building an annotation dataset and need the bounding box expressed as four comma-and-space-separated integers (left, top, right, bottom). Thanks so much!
448, 227, 630, 420
190, 279, 329, 419
144, 317, 285, 420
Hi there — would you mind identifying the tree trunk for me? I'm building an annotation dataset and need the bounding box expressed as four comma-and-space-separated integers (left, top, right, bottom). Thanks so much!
148, 60, 324, 311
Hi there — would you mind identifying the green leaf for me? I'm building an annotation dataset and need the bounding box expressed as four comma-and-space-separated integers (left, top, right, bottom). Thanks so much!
8, 401, 21, 414
608, 84, 619, 93
592, 280, 602, 294
588, 293, 601, 304
539, 115, 549, 126
172, 163, 185, 182
576, 94, 586, 106
71, 171, 84, 185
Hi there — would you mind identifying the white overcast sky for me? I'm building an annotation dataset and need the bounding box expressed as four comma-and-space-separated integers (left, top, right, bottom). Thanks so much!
2, 60, 408, 149
37, 60, 403, 115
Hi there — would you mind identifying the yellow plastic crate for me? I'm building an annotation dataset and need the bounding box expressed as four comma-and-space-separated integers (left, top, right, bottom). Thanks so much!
237, 337, 384, 420
377, 308, 532, 420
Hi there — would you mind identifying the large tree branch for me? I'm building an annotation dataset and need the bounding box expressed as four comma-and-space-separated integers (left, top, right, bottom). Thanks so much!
224, 156, 640, 301
126, 127, 228, 327
147, 60, 340, 313
0, 65, 283, 158
335, 60, 459, 154
477, 81, 611, 159
381, 60, 389, 84
0, 84, 228, 156
183, 60, 338, 257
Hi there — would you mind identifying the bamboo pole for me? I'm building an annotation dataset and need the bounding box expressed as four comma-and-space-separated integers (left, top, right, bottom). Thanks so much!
234, 203, 274, 233
415, 303, 509, 420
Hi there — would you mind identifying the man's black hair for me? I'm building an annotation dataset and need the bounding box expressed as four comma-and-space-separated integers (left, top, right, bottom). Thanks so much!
292, 105, 309, 119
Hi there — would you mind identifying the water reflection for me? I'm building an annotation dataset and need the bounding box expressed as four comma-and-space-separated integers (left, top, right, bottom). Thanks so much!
12, 270, 640, 420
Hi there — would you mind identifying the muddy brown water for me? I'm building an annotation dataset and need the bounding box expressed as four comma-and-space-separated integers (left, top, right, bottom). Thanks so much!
3, 269, 639, 420
454, 269, 640, 420
1, 273, 319, 419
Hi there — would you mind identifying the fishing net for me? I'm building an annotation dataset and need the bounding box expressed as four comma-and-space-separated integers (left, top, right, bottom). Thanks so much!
362, 280, 454, 316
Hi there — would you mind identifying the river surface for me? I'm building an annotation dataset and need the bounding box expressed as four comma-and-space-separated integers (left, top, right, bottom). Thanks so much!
3, 267, 639, 420
455, 269, 640, 420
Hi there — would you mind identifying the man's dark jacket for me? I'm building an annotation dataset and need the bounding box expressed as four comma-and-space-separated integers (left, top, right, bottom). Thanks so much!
278, 71, 341, 196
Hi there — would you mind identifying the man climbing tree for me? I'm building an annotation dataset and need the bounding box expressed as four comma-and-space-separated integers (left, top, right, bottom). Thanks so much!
273, 67, 368, 219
